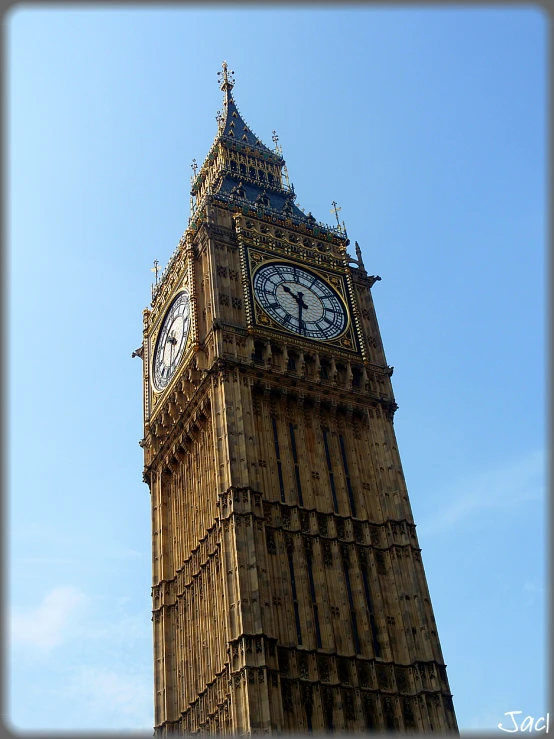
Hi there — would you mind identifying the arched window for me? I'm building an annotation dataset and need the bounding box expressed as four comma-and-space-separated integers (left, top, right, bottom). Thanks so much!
252, 342, 264, 364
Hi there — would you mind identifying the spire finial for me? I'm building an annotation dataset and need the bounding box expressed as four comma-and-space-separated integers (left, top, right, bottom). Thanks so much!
151, 259, 160, 284
272, 130, 282, 155
330, 201, 342, 228
217, 60, 235, 92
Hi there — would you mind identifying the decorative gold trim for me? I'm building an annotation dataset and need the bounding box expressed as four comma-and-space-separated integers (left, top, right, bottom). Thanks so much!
150, 286, 193, 401
246, 250, 359, 351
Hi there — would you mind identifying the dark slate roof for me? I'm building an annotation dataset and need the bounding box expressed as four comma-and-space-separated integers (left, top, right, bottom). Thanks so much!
220, 89, 275, 156
216, 176, 307, 220
202, 68, 345, 237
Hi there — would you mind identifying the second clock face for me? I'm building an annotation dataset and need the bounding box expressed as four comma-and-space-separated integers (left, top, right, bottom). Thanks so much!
253, 262, 348, 340
152, 290, 191, 391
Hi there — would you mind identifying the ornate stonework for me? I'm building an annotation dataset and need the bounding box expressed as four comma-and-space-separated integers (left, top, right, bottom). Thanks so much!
138, 63, 458, 735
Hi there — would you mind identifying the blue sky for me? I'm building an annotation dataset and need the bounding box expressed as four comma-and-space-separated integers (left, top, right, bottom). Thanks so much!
7, 6, 547, 734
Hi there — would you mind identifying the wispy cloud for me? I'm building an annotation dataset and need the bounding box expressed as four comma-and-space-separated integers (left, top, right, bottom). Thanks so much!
86, 612, 151, 643
9, 586, 153, 731
417, 448, 546, 536
10, 585, 90, 653
67, 666, 154, 729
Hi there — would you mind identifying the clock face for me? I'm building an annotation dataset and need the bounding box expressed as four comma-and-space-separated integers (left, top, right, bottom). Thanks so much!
152, 290, 191, 391
253, 262, 348, 340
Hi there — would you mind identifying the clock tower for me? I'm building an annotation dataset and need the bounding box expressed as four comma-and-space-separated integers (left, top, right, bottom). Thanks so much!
138, 62, 458, 735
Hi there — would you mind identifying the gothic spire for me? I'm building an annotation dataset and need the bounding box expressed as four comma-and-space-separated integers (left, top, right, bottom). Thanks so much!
216, 61, 274, 153
188, 63, 348, 241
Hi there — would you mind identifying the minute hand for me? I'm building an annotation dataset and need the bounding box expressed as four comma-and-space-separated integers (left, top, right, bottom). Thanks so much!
283, 285, 308, 333
296, 291, 308, 335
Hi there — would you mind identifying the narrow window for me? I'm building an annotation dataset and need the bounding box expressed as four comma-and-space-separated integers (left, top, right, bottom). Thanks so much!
324, 690, 334, 732
239, 163, 246, 176
305, 702, 313, 733
289, 424, 303, 506
336, 363, 346, 384
249, 166, 256, 179
306, 554, 322, 648
230, 160, 237, 172
268, 172, 275, 185
342, 554, 361, 654
322, 430, 339, 513
287, 549, 302, 645
383, 697, 397, 731
339, 434, 357, 517
272, 418, 285, 503
252, 341, 264, 364
363, 696, 377, 731
361, 559, 381, 657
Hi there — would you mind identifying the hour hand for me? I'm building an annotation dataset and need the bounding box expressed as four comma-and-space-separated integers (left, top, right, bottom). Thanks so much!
296, 291, 309, 310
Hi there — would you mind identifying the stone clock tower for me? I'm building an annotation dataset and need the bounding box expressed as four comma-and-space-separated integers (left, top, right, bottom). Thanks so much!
138, 63, 458, 735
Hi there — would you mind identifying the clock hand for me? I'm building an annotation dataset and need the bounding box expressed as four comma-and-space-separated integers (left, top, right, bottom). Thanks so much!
297, 291, 308, 335
283, 284, 309, 308
282, 285, 309, 334
296, 291, 309, 310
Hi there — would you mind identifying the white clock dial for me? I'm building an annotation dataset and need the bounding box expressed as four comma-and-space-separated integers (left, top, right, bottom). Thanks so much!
152, 291, 191, 391
253, 262, 348, 340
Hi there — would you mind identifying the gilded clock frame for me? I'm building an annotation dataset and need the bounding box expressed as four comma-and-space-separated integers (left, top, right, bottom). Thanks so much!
148, 276, 196, 416
242, 246, 361, 355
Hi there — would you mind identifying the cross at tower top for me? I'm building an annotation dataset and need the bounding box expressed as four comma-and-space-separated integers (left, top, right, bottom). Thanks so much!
330, 201, 342, 228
